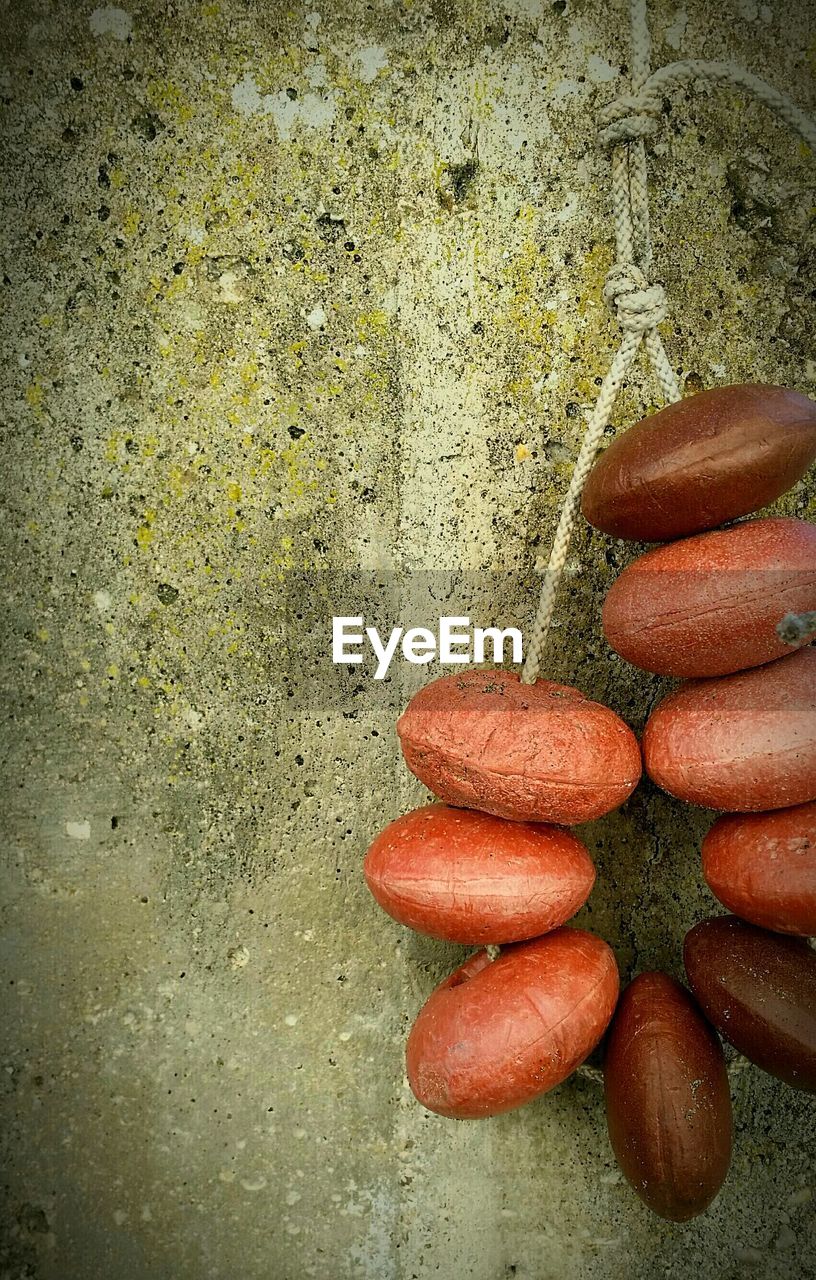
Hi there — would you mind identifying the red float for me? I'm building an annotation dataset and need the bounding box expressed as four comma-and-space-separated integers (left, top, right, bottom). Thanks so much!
364, 803, 595, 943
397, 669, 641, 825
702, 802, 816, 935
684, 916, 816, 1093
582, 383, 816, 542
406, 928, 619, 1119
602, 516, 816, 678
603, 972, 732, 1222
643, 647, 816, 811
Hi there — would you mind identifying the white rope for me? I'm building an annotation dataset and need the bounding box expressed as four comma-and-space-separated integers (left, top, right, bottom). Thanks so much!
599, 60, 816, 152
520, 1, 816, 685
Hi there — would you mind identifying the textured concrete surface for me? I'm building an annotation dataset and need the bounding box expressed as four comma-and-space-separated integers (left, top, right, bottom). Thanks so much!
1, 0, 815, 1277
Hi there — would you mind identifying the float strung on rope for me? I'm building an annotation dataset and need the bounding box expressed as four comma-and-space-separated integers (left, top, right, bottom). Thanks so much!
396, 669, 641, 826
405, 929, 619, 1119
602, 516, 816, 678
684, 916, 816, 1094
643, 646, 816, 812
364, 803, 595, 945
603, 972, 732, 1223
582, 383, 816, 542
701, 803, 816, 936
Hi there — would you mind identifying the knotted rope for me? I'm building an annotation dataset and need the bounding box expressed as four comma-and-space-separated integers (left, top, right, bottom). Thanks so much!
599, 61, 816, 151
521, 0, 816, 685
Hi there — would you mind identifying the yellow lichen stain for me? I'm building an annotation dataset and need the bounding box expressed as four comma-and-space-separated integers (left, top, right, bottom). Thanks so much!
179, 151, 262, 236
147, 78, 195, 125
497, 205, 551, 350
36, 628, 49, 642
105, 432, 123, 464
100, 204, 382, 592
240, 360, 261, 391
122, 210, 142, 238
230, 360, 263, 408
289, 237, 330, 286
282, 441, 315, 503
262, 42, 306, 79
578, 241, 614, 314
185, 244, 206, 269
514, 443, 531, 463
136, 509, 157, 550
550, 241, 632, 391
468, 209, 550, 416
159, 273, 189, 304
25, 380, 44, 408
356, 309, 390, 342
164, 465, 192, 501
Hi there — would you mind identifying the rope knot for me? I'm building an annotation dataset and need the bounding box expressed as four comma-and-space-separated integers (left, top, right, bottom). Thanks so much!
597, 91, 662, 148
603, 262, 667, 334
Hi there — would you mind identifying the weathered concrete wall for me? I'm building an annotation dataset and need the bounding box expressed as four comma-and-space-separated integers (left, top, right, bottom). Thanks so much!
1, 0, 815, 1277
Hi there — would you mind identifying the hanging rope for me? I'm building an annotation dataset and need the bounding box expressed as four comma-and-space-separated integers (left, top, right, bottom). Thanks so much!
520, 0, 816, 685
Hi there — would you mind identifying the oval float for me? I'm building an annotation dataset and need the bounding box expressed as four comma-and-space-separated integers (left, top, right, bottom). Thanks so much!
364, 803, 596, 944
602, 517, 816, 677
642, 647, 816, 811
406, 929, 619, 1118
702, 802, 816, 935
603, 972, 732, 1222
397, 670, 642, 825
581, 383, 816, 542
684, 915, 816, 1092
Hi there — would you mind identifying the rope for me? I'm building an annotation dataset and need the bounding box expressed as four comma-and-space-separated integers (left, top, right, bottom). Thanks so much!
599, 60, 816, 152
520, 0, 816, 685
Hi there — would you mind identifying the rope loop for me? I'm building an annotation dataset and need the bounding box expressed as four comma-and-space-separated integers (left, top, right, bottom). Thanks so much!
598, 58, 816, 153
597, 92, 662, 147
603, 263, 668, 335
